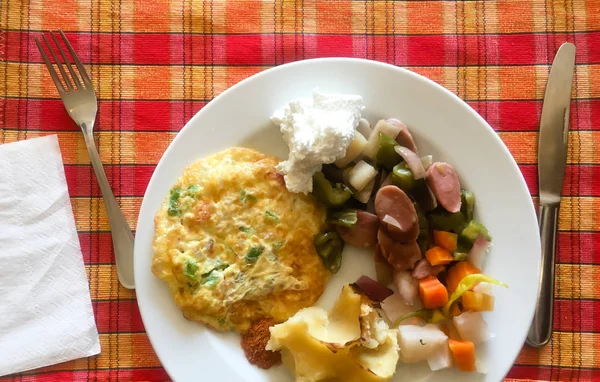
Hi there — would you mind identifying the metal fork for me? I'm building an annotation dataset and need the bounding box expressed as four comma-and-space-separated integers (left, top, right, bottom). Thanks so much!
35, 30, 135, 289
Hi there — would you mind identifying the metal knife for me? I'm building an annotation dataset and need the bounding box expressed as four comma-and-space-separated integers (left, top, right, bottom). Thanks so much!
527, 42, 576, 347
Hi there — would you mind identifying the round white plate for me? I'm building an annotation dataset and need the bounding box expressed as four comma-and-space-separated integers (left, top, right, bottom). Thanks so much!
135, 58, 541, 382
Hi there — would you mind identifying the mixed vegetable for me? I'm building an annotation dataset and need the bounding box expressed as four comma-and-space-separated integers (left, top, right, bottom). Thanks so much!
312, 117, 507, 373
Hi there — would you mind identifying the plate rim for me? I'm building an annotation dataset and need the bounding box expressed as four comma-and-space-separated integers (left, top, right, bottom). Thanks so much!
134, 57, 541, 382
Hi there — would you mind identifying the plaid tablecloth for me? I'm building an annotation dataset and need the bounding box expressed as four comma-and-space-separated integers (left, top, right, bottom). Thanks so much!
0, 0, 598, 381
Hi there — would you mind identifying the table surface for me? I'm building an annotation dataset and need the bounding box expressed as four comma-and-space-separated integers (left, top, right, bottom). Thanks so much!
1, 0, 598, 381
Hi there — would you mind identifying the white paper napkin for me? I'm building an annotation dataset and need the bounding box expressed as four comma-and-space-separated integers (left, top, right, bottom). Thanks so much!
0, 135, 101, 377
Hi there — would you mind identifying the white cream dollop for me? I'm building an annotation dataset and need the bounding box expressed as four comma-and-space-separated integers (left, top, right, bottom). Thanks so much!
271, 90, 364, 193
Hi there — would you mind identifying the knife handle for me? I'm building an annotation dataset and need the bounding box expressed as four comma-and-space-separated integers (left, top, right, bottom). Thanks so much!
527, 203, 559, 347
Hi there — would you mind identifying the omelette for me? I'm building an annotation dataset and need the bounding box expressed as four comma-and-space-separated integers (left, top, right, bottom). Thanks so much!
152, 147, 330, 333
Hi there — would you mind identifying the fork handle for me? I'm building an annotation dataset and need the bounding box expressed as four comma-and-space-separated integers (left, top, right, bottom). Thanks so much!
82, 125, 135, 289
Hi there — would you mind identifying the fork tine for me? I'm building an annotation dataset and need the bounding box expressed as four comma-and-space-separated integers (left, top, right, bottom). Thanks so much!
35, 36, 66, 95
50, 31, 82, 90
58, 29, 92, 86
41, 34, 73, 91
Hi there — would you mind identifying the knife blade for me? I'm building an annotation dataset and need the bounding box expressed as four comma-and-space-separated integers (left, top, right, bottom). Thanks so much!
527, 42, 576, 347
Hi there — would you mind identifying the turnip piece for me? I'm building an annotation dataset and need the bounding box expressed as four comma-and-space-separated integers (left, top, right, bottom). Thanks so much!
363, 119, 404, 161
453, 311, 493, 345
349, 160, 378, 192
393, 270, 419, 306
335, 133, 368, 168
427, 340, 453, 371
397, 324, 448, 363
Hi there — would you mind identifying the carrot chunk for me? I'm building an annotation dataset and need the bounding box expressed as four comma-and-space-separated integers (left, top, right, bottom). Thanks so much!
448, 339, 476, 372
433, 230, 458, 252
425, 246, 454, 266
418, 276, 449, 309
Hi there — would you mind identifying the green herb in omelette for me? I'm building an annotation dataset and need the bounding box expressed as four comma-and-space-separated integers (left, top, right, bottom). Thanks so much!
245, 245, 265, 263
240, 189, 257, 204
183, 258, 198, 281
186, 184, 200, 195
265, 210, 279, 221
201, 272, 220, 287
168, 187, 182, 216
239, 226, 254, 234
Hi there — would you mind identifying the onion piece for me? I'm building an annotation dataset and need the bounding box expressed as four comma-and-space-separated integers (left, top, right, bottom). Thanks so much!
362, 119, 404, 161
357, 118, 372, 139
420, 155, 433, 170
354, 275, 394, 302
349, 160, 378, 192
394, 145, 426, 179
468, 235, 491, 268
381, 293, 422, 324
393, 270, 419, 306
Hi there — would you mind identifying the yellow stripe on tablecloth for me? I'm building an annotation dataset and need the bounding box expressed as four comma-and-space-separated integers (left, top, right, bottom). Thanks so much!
556, 264, 600, 300
499, 131, 600, 165
17, 333, 162, 373
1, 62, 263, 100
2, 62, 598, 101
86, 265, 137, 300
2, 0, 593, 34
516, 331, 600, 368
0, 131, 176, 165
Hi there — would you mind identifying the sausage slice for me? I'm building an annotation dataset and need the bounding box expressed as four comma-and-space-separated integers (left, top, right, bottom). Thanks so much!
426, 162, 462, 213
375, 185, 419, 242
377, 228, 422, 271
337, 210, 379, 249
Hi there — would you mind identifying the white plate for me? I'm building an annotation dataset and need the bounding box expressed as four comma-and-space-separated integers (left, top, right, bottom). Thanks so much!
135, 58, 541, 382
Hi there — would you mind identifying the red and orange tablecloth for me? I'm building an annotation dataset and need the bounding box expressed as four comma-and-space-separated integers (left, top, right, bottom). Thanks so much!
1, 1, 598, 381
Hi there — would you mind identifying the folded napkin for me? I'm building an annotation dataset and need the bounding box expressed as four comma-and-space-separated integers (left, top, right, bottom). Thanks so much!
0, 135, 101, 376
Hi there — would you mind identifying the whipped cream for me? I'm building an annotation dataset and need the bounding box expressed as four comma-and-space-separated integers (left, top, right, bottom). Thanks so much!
271, 90, 364, 193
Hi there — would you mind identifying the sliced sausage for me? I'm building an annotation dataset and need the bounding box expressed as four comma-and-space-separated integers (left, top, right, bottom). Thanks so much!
426, 162, 462, 213
377, 228, 422, 271
337, 210, 379, 249
375, 185, 419, 242
386, 118, 418, 155
374, 244, 394, 286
